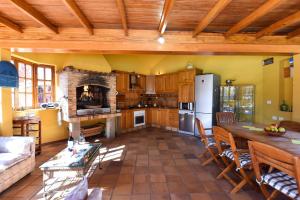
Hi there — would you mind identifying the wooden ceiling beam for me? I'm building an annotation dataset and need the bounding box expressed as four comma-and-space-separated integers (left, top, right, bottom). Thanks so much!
8, 0, 58, 34
0, 15, 22, 33
225, 0, 282, 37
1, 28, 300, 54
62, 0, 93, 35
158, 0, 175, 35
287, 27, 300, 39
256, 10, 300, 39
116, 0, 128, 36
193, 0, 232, 37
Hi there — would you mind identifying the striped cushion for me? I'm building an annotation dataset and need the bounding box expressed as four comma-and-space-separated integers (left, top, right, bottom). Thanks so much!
221, 149, 251, 168
206, 137, 216, 147
261, 172, 300, 200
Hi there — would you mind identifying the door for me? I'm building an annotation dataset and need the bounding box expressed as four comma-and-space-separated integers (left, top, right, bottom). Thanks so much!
195, 75, 213, 113
195, 113, 213, 136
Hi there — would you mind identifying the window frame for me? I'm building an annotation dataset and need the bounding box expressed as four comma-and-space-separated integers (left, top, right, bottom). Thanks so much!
11, 57, 55, 109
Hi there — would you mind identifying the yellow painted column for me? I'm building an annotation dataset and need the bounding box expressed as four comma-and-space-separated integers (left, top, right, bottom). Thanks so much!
292, 54, 300, 122
0, 49, 13, 136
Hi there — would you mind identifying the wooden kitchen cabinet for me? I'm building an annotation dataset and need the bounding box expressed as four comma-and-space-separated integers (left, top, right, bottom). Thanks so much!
120, 110, 127, 129
116, 72, 129, 93
168, 109, 179, 128
146, 75, 155, 94
137, 75, 146, 92
158, 109, 168, 127
151, 108, 158, 125
126, 110, 133, 129
120, 110, 134, 130
178, 83, 194, 102
155, 75, 166, 93
146, 108, 152, 125
178, 69, 200, 83
165, 73, 178, 93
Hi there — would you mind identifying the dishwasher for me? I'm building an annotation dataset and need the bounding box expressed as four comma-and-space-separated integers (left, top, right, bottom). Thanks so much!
178, 110, 195, 135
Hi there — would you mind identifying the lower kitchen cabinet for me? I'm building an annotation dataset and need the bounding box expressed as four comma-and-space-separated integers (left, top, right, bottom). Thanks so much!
168, 109, 179, 128
120, 110, 133, 130
120, 108, 178, 132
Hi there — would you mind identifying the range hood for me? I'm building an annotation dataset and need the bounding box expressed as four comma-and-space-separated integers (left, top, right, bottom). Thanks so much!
0, 61, 19, 88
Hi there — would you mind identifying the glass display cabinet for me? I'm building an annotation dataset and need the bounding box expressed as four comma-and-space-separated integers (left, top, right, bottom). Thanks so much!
220, 85, 255, 123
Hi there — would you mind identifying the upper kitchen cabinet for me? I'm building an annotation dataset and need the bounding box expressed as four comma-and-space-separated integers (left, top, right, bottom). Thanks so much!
178, 69, 202, 83
116, 71, 129, 93
178, 83, 194, 102
136, 75, 146, 93
146, 75, 155, 94
155, 75, 166, 93
165, 73, 178, 93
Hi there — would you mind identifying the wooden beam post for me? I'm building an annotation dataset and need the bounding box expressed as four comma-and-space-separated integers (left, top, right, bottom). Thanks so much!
158, 0, 175, 35
116, 0, 128, 36
256, 11, 300, 39
225, 0, 282, 37
0, 15, 22, 33
8, 0, 58, 34
193, 0, 232, 37
62, 0, 93, 35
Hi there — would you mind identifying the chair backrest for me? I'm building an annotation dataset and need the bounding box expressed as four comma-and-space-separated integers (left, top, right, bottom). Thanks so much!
216, 112, 235, 126
195, 118, 208, 146
248, 141, 300, 191
213, 126, 240, 166
279, 120, 300, 132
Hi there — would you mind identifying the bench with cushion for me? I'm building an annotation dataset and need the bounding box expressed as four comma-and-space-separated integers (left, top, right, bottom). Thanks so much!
0, 136, 35, 193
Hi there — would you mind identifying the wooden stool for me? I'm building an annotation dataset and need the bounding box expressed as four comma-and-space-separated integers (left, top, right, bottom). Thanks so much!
13, 116, 42, 155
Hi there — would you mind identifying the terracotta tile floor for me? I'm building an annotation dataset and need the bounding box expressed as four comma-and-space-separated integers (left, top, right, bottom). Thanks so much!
0, 128, 287, 200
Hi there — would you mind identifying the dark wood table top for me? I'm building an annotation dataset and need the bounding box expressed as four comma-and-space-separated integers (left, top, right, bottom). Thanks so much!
220, 123, 300, 157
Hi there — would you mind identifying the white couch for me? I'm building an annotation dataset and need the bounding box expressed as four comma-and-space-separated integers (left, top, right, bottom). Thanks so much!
0, 136, 35, 193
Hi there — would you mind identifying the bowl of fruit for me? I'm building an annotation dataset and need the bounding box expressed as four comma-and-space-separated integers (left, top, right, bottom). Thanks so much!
264, 124, 286, 136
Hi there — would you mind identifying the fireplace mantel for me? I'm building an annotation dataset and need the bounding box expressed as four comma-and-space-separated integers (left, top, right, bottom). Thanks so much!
67, 112, 121, 123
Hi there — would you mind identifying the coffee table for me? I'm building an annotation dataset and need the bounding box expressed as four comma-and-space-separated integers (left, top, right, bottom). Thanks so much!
40, 143, 101, 198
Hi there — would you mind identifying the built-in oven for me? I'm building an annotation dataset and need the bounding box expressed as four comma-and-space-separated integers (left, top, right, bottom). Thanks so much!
134, 110, 145, 127
179, 102, 194, 111
178, 110, 195, 135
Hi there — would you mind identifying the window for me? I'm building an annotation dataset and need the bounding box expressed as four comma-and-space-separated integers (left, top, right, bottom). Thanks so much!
12, 58, 55, 109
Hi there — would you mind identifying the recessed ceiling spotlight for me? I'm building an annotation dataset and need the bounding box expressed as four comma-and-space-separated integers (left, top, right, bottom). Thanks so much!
158, 36, 165, 44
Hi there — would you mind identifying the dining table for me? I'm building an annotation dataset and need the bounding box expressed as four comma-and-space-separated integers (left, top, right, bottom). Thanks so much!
220, 123, 300, 157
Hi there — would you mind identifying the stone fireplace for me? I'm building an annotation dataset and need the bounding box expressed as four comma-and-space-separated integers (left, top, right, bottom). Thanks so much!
59, 67, 120, 139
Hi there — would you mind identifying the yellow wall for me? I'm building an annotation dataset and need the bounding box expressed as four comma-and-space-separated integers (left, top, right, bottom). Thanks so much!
293, 54, 300, 122
0, 49, 13, 136
13, 109, 68, 143
262, 56, 293, 124
104, 54, 165, 74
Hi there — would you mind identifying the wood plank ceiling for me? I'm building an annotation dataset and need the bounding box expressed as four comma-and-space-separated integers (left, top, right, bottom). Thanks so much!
1, 0, 300, 54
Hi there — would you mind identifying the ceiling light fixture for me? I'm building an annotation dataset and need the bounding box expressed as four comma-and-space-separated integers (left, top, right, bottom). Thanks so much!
158, 36, 165, 44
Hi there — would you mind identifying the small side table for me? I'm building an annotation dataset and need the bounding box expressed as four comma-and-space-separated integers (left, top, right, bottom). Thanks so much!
13, 116, 42, 155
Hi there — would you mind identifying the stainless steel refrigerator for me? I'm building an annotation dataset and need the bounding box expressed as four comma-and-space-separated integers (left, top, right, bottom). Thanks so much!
194, 74, 220, 136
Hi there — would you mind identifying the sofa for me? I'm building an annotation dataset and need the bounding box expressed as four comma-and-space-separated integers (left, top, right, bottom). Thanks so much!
0, 136, 35, 193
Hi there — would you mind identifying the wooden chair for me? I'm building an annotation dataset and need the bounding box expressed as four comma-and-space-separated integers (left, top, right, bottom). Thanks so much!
279, 120, 300, 132
195, 118, 222, 167
249, 141, 300, 200
213, 126, 256, 194
216, 112, 236, 126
